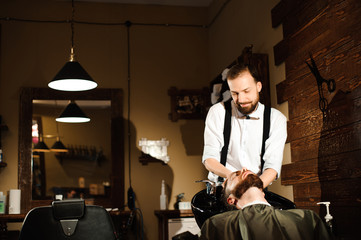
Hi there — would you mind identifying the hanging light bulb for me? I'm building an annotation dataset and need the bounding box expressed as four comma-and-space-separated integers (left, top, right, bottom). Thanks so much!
48, 0, 97, 91
56, 100, 90, 123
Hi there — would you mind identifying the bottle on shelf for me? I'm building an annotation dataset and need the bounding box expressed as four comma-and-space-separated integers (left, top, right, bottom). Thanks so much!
160, 180, 168, 210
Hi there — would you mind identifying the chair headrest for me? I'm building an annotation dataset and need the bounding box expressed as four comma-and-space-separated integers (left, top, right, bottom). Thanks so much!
52, 199, 85, 220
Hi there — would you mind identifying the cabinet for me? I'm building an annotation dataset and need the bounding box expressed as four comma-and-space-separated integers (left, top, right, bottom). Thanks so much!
154, 209, 197, 240
168, 217, 199, 239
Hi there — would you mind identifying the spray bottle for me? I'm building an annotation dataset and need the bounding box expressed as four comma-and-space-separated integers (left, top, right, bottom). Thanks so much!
317, 201, 334, 235
160, 180, 168, 210
0, 192, 6, 214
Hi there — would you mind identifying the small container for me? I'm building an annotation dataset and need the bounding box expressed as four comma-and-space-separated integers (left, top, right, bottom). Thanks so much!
160, 180, 168, 210
0, 192, 6, 214
0, 149, 3, 163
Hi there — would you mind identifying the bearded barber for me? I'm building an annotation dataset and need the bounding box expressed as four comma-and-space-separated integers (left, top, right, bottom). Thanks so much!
202, 63, 287, 188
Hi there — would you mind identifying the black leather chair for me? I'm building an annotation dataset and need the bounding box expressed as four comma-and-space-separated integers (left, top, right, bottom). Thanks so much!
19, 199, 118, 240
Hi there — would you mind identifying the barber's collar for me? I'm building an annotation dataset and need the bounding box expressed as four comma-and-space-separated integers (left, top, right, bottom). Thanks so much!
235, 102, 262, 120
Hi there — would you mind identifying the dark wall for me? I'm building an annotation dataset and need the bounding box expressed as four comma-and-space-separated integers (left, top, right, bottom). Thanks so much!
272, 0, 361, 239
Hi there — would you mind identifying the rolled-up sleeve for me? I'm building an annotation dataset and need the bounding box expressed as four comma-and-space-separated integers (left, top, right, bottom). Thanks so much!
202, 103, 225, 164
262, 110, 287, 178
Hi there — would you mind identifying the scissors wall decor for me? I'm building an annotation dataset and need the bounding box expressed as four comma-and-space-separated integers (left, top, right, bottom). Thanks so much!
305, 53, 336, 118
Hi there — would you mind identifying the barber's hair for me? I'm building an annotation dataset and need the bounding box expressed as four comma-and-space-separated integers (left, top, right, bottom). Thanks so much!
226, 63, 260, 83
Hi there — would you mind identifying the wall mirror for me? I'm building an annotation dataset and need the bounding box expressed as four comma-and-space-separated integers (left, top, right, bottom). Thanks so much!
19, 87, 124, 213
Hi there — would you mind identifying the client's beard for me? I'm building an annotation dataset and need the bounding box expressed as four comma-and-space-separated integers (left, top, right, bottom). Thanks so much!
232, 174, 264, 199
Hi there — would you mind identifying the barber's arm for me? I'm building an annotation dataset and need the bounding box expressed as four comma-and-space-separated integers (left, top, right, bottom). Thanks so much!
262, 110, 288, 188
204, 158, 233, 179
260, 168, 277, 188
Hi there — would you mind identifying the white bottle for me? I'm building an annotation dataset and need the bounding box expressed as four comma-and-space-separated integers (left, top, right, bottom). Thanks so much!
317, 201, 334, 234
0, 191, 6, 214
160, 180, 168, 210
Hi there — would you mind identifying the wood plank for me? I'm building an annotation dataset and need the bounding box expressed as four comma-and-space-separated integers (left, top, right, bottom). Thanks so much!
286, 77, 361, 120
291, 179, 361, 209
273, 1, 329, 65
274, 0, 361, 66
282, 0, 329, 39
318, 151, 361, 182
273, 39, 288, 66
318, 178, 361, 205
293, 182, 321, 208
275, 0, 361, 91
276, 34, 358, 107
271, 0, 293, 28
287, 89, 361, 142
290, 120, 361, 162
281, 159, 319, 185
281, 150, 361, 185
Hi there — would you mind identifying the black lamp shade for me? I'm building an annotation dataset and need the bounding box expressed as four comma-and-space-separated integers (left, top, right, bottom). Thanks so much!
51, 140, 68, 152
33, 141, 50, 152
48, 61, 97, 91
56, 101, 90, 123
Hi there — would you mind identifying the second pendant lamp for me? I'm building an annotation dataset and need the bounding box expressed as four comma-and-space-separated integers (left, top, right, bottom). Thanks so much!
48, 0, 97, 91
56, 100, 90, 123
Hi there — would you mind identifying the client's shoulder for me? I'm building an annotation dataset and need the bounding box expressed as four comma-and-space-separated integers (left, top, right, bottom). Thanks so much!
206, 209, 241, 225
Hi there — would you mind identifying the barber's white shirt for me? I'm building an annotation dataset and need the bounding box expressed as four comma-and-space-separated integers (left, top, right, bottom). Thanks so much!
202, 101, 287, 183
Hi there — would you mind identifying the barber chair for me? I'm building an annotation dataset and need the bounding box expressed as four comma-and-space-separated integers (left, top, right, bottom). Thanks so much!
19, 199, 118, 240
191, 181, 296, 228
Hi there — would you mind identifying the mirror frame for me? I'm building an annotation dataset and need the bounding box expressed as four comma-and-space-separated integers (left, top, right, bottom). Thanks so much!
19, 87, 124, 213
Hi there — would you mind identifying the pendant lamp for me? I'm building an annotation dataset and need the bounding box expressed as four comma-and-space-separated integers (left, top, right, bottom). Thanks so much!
51, 118, 68, 152
48, 0, 97, 91
51, 136, 69, 152
56, 100, 90, 123
33, 135, 50, 152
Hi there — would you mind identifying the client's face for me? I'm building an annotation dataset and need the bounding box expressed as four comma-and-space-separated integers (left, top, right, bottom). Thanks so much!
226, 168, 264, 200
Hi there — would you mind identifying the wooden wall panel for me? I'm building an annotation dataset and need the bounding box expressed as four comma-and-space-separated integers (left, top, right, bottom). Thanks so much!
282, 150, 361, 185
272, 0, 361, 238
287, 89, 361, 142
291, 116, 361, 162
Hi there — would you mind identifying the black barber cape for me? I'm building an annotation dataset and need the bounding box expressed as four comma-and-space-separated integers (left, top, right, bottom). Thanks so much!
200, 204, 331, 240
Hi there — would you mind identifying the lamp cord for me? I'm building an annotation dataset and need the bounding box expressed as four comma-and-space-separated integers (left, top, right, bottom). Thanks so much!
70, 0, 75, 61
126, 21, 132, 188
71, 0, 74, 47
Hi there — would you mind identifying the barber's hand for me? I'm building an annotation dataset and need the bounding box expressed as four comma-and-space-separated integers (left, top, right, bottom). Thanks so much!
222, 172, 233, 188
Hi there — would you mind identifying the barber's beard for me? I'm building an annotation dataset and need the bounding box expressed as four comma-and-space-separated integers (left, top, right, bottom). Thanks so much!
232, 174, 264, 199
236, 95, 259, 115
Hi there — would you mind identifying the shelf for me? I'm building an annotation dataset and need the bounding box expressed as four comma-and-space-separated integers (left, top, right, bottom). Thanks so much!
139, 152, 167, 165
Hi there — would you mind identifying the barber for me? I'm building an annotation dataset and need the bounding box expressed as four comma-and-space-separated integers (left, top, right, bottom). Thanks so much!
202, 62, 287, 188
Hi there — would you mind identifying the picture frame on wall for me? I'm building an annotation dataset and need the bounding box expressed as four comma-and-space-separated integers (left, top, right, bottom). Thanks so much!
168, 87, 211, 122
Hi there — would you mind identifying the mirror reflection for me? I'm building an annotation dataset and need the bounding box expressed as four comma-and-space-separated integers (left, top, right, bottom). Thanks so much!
32, 100, 111, 200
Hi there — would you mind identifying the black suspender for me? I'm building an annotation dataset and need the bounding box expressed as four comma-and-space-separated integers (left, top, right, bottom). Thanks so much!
218, 99, 232, 182
261, 105, 271, 171
218, 101, 271, 182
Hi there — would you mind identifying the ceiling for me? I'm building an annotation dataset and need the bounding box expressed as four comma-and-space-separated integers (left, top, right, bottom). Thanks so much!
75, 0, 214, 7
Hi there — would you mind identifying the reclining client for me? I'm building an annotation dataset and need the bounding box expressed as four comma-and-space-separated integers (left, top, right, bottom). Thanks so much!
199, 168, 332, 240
